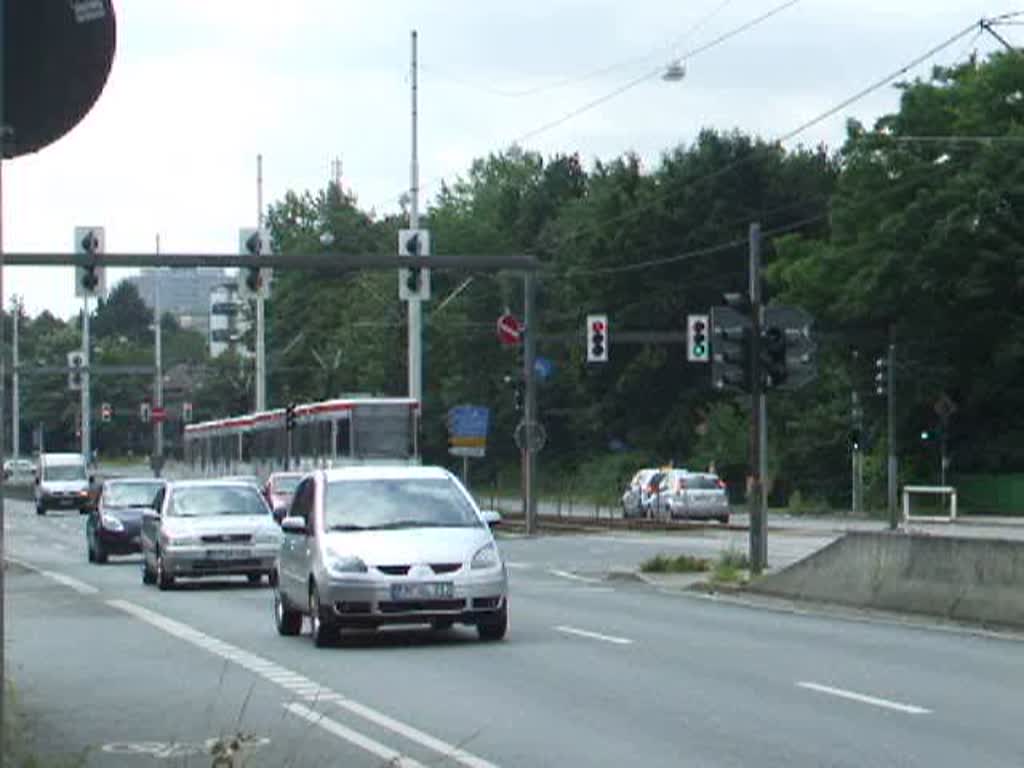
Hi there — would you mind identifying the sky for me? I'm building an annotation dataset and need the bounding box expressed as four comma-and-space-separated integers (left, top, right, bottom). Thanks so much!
2, 0, 1012, 318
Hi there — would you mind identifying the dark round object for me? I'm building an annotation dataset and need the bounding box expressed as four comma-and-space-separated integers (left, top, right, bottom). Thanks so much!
4, 0, 117, 158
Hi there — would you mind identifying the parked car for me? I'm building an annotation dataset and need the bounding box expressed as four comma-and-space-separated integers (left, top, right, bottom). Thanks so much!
221, 474, 262, 489
621, 469, 664, 518
140, 480, 282, 590
273, 465, 508, 647
654, 470, 730, 523
87, 478, 166, 563
3, 458, 35, 480
263, 472, 304, 522
34, 452, 93, 516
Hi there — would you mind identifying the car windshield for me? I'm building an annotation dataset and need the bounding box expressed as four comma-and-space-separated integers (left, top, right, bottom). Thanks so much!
324, 478, 482, 531
45, 465, 86, 482
103, 482, 163, 508
272, 475, 301, 494
169, 486, 268, 517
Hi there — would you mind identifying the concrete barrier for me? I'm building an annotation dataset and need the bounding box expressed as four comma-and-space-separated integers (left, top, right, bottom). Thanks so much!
749, 531, 1024, 629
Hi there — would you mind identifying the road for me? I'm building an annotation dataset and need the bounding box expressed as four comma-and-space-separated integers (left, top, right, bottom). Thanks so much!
5, 496, 1024, 767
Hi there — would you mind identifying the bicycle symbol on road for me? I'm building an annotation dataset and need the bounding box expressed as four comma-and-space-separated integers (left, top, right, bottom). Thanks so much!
102, 736, 270, 760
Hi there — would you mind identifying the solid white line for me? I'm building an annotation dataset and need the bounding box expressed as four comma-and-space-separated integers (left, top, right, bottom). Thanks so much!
331, 698, 500, 768
548, 569, 603, 584
39, 569, 99, 595
284, 703, 427, 768
796, 682, 931, 715
554, 625, 633, 645
505, 562, 533, 570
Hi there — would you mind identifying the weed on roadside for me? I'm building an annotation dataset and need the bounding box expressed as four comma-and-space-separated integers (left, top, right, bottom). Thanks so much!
640, 554, 711, 574
712, 548, 751, 584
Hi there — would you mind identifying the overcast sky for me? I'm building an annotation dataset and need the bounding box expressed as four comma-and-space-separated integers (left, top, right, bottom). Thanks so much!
3, 0, 1011, 318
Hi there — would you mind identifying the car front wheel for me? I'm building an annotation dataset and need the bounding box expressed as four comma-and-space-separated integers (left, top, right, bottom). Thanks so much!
309, 584, 336, 648
142, 554, 156, 585
156, 552, 174, 591
477, 602, 508, 642
274, 589, 303, 636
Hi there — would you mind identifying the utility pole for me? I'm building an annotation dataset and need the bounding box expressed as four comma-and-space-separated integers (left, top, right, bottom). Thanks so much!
82, 294, 91, 465
153, 235, 164, 476
255, 154, 267, 412
749, 223, 767, 574
851, 388, 863, 515
12, 296, 19, 458
0, 1, 7, 743
407, 29, 423, 405
886, 332, 897, 529
523, 272, 538, 535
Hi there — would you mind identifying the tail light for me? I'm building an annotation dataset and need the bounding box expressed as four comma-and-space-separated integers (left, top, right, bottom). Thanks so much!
675, 478, 687, 492
717, 479, 727, 489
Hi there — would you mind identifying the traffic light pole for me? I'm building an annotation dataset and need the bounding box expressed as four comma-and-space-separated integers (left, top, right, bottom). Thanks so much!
887, 333, 897, 530
255, 154, 267, 413
523, 271, 538, 535
153, 236, 164, 477
406, 30, 424, 407
82, 295, 92, 466
12, 297, 19, 458
749, 223, 767, 575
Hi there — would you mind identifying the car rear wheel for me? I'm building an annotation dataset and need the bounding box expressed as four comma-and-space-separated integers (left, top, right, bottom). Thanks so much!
274, 589, 303, 636
477, 602, 508, 642
35, 504, 45, 516
156, 552, 174, 591
309, 584, 337, 648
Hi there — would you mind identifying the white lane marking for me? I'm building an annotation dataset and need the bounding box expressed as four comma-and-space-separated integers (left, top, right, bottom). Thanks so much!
547, 569, 603, 584
554, 625, 633, 645
6, 557, 99, 595
331, 697, 500, 768
106, 599, 500, 768
505, 562, 534, 570
284, 703, 426, 768
796, 682, 931, 715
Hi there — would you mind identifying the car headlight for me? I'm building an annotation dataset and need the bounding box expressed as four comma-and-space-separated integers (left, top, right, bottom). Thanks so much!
160, 531, 199, 548
100, 513, 124, 532
471, 542, 499, 570
253, 529, 281, 545
325, 547, 368, 575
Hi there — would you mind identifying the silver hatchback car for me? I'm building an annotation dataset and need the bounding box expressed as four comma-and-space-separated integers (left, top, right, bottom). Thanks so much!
273, 465, 508, 647
140, 480, 282, 589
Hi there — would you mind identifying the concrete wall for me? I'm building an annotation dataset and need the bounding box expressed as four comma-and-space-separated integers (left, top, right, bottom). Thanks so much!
750, 532, 1024, 628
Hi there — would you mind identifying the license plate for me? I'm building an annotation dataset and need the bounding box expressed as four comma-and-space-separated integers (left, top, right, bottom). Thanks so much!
390, 582, 454, 600
206, 549, 252, 560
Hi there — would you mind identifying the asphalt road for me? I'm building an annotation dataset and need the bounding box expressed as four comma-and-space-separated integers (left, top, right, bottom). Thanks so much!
5, 497, 1024, 767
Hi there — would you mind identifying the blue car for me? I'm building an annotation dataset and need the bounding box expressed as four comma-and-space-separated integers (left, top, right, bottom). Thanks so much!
87, 478, 166, 563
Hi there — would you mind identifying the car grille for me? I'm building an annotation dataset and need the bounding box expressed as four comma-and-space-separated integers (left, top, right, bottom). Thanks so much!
335, 601, 372, 614
472, 597, 502, 610
191, 558, 262, 571
378, 599, 466, 613
376, 563, 463, 576
200, 534, 252, 544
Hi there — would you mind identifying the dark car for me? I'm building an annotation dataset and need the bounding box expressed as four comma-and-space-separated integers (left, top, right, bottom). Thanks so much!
87, 478, 166, 564
263, 472, 304, 522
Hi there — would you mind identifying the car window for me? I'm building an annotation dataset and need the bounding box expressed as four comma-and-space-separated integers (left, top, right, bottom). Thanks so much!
324, 478, 482, 531
44, 465, 86, 482
687, 475, 722, 490
273, 475, 302, 494
103, 482, 164, 507
169, 486, 269, 517
290, 478, 315, 528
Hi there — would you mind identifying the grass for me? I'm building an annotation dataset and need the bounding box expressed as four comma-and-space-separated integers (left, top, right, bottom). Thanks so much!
3, 681, 88, 768
640, 554, 711, 574
712, 548, 752, 584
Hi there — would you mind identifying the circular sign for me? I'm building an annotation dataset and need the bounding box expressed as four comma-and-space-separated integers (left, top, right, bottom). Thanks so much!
514, 420, 547, 453
496, 313, 523, 346
4, 1, 118, 158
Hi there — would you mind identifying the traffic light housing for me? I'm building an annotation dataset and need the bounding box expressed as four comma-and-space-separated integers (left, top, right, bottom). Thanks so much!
760, 326, 787, 389
140, 402, 151, 424
182, 401, 193, 424
238, 227, 272, 299
875, 356, 887, 396
285, 403, 297, 432
687, 314, 709, 363
398, 229, 430, 300
586, 314, 609, 363
74, 226, 106, 298
67, 351, 84, 391
100, 403, 112, 423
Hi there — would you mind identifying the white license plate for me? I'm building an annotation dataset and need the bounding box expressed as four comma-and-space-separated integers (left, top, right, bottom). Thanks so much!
390, 582, 454, 600
206, 549, 252, 560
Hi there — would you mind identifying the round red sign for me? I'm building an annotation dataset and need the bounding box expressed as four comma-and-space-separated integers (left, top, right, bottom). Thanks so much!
496, 314, 523, 346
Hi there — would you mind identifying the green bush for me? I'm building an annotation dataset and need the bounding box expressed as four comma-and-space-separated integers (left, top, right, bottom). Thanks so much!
712, 548, 751, 583
640, 554, 711, 574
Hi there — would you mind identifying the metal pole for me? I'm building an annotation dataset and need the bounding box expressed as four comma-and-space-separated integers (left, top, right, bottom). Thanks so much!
0, 8, 7, 739
255, 154, 267, 412
523, 271, 538, 535
154, 236, 164, 476
12, 296, 18, 458
748, 223, 766, 574
407, 29, 423, 404
462, 455, 469, 488
887, 334, 897, 529
82, 295, 92, 465
851, 389, 862, 515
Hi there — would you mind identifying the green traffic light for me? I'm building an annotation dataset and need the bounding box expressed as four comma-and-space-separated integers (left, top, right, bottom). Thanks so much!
920, 430, 930, 441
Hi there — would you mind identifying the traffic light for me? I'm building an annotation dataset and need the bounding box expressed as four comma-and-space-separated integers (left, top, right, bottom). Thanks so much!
920, 430, 931, 442
100, 403, 112, 423
238, 227, 272, 299
140, 402, 151, 424
850, 429, 861, 451
586, 314, 609, 363
875, 356, 887, 396
710, 294, 753, 392
760, 326, 787, 389
182, 401, 193, 424
285, 403, 297, 432
74, 226, 106, 298
67, 351, 84, 391
687, 314, 709, 363
398, 229, 431, 300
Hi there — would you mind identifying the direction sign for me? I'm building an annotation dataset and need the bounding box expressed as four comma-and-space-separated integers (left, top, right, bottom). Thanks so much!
496, 314, 523, 346
447, 405, 490, 458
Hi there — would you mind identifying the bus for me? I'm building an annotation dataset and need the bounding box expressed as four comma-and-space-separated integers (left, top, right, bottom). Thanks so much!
183, 397, 419, 478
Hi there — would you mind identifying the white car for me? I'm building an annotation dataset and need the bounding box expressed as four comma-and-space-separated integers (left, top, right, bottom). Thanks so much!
273, 465, 508, 646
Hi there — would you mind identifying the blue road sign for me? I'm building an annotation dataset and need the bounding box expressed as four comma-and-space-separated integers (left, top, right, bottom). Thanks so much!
447, 405, 491, 439
534, 357, 555, 381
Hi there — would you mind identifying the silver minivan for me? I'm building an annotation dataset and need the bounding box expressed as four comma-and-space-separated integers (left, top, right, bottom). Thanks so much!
273, 465, 508, 647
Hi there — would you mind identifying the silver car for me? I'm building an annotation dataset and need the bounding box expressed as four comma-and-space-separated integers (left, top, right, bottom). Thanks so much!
140, 480, 282, 590
274, 465, 508, 647
655, 470, 730, 523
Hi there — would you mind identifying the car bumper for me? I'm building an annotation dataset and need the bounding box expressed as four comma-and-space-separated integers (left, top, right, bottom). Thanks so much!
97, 527, 143, 554
162, 544, 279, 577
319, 568, 508, 627
669, 504, 729, 519
40, 494, 91, 510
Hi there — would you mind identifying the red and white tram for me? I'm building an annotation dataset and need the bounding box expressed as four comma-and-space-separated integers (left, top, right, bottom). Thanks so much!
183, 397, 419, 477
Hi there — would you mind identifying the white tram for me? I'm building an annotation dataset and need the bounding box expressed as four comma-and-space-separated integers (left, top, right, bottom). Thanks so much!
183, 397, 419, 477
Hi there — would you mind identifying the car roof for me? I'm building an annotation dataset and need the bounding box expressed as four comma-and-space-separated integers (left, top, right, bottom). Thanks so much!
169, 479, 262, 490
268, 471, 304, 479
104, 477, 166, 485
321, 465, 453, 482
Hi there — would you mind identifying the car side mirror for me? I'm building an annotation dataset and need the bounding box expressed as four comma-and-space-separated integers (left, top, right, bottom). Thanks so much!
88, 475, 96, 485
273, 506, 288, 525
281, 516, 307, 535
481, 510, 502, 527
143, 509, 161, 521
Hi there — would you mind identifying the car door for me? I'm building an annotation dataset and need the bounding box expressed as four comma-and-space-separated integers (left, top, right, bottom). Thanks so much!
279, 477, 313, 602
140, 486, 167, 567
